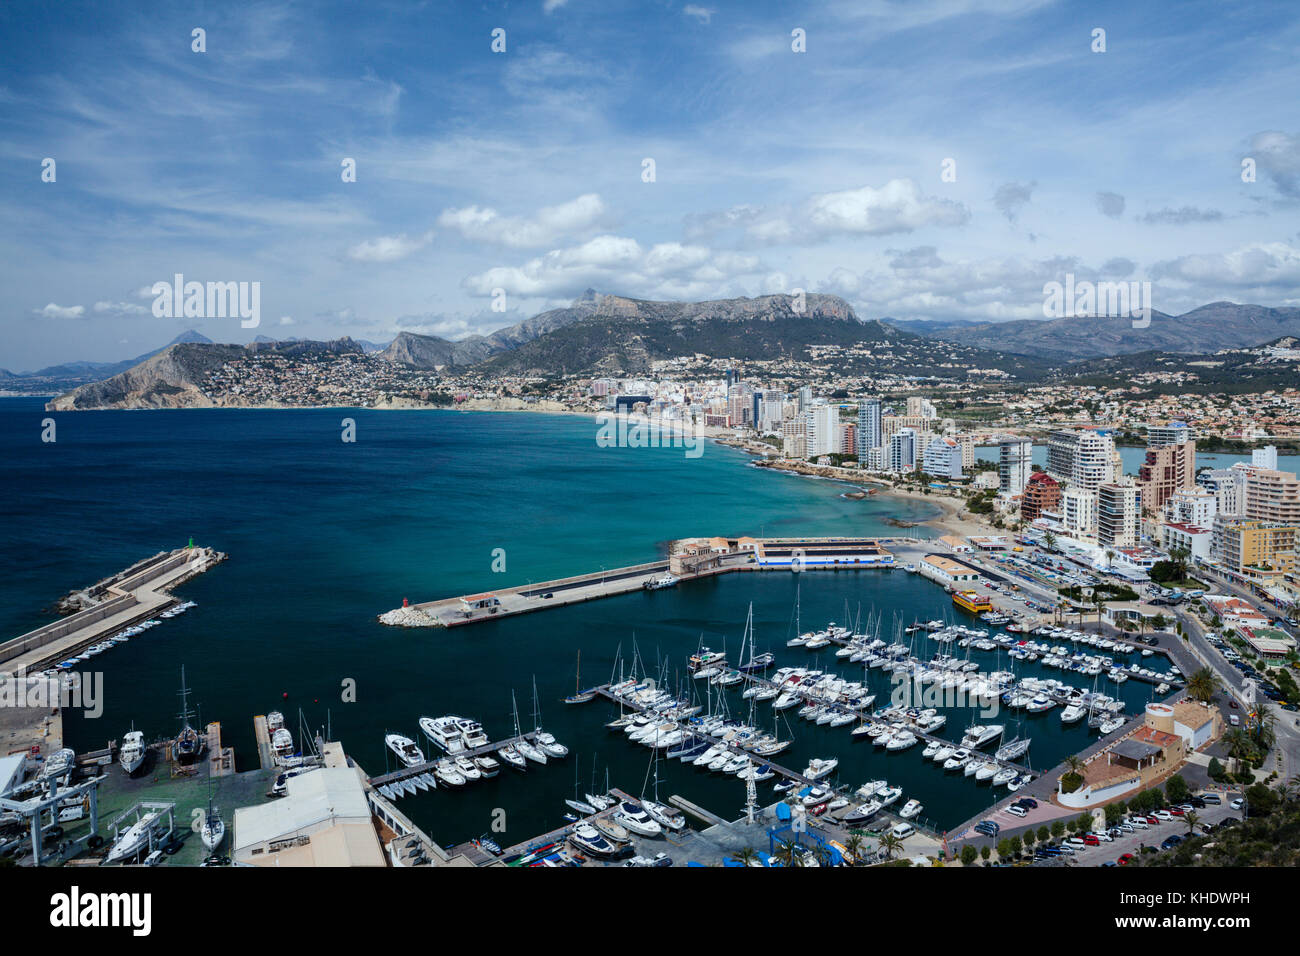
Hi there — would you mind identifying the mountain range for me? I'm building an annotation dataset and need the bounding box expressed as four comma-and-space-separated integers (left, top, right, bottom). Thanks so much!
887, 303, 1300, 360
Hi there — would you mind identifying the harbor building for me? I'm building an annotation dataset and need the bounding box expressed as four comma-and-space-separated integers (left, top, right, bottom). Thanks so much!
233, 744, 385, 867
998, 438, 1033, 496
918, 554, 980, 585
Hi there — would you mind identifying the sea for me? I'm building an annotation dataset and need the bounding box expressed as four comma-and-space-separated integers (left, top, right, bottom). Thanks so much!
2, 398, 1183, 844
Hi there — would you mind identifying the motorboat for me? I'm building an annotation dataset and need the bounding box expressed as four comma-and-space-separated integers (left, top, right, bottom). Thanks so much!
271, 726, 295, 764
804, 757, 838, 780
899, 799, 923, 819
841, 801, 881, 824
991, 766, 1018, 786
420, 716, 467, 754
801, 786, 832, 807
876, 785, 903, 806
475, 755, 501, 777
39, 747, 75, 782
974, 760, 1000, 781
961, 724, 1004, 749
386, 733, 426, 768
497, 744, 527, 770
455, 716, 490, 750
593, 816, 632, 845
119, 730, 146, 774
614, 802, 663, 837
1060, 704, 1087, 724
454, 755, 482, 782
943, 748, 972, 770
535, 731, 569, 759
644, 800, 686, 831
569, 822, 619, 857
434, 758, 466, 787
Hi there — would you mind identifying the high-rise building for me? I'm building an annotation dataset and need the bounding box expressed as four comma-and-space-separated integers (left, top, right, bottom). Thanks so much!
1097, 480, 1140, 549
1138, 439, 1197, 516
922, 436, 963, 479
797, 386, 812, 414
802, 403, 837, 458
888, 428, 917, 473
1251, 445, 1278, 470
999, 438, 1033, 496
1062, 487, 1098, 539
906, 396, 937, 419
856, 398, 881, 459
1020, 471, 1062, 521
1146, 421, 1194, 446
1198, 467, 1248, 516
1244, 468, 1300, 553
1046, 429, 1115, 494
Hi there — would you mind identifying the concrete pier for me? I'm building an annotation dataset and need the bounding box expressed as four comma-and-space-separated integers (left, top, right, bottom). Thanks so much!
0, 545, 226, 676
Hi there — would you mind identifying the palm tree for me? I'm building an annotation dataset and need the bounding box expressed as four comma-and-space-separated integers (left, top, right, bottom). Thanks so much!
1092, 589, 1106, 633
1043, 530, 1057, 553
773, 840, 804, 867
843, 833, 865, 865
878, 833, 905, 861
1184, 810, 1200, 835
731, 847, 759, 866
1185, 666, 1220, 704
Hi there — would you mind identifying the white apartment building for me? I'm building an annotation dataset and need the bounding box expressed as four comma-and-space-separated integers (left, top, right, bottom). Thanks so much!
1062, 486, 1098, 539
999, 438, 1033, 496
802, 403, 837, 458
1162, 487, 1218, 527
1097, 480, 1140, 549
1046, 429, 1115, 494
856, 398, 881, 459
888, 428, 918, 473
923, 436, 963, 479
1162, 522, 1213, 562
1252, 445, 1278, 470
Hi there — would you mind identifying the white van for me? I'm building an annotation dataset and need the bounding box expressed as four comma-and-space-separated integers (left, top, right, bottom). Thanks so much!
890, 822, 915, 840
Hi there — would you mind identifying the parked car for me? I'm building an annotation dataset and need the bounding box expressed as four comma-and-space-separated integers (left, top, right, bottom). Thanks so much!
1230, 798, 1245, 810
1127, 817, 1149, 829
1200, 793, 1221, 805
1160, 835, 1183, 850
1013, 797, 1039, 810
1083, 834, 1100, 846
1007, 805, 1028, 818
1117, 852, 1136, 865
1153, 810, 1174, 821
1090, 830, 1113, 842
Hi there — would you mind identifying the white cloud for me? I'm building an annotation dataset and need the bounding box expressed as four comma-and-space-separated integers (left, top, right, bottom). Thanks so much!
438, 193, 608, 248
462, 234, 762, 300
741, 179, 969, 244
1151, 242, 1300, 288
993, 181, 1035, 222
34, 303, 85, 319
543, 0, 569, 12
279, 315, 295, 326
346, 232, 432, 263
683, 6, 715, 24
93, 300, 149, 315
1247, 130, 1300, 198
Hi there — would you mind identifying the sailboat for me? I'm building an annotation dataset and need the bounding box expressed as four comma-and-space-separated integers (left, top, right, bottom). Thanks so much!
201, 757, 225, 851
532, 676, 569, 758
737, 603, 775, 672
640, 744, 686, 832
564, 650, 598, 704
173, 667, 204, 765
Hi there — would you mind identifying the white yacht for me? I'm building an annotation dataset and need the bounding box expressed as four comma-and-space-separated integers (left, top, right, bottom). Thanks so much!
943, 748, 972, 770
434, 758, 466, 787
454, 754, 482, 782
515, 739, 547, 764
271, 726, 295, 763
1060, 703, 1087, 724
899, 799, 923, 819
961, 724, 1004, 749
420, 716, 467, 754
804, 757, 839, 780
119, 730, 146, 774
385, 733, 426, 768
455, 716, 490, 750
474, 755, 501, 778
200, 807, 225, 850
614, 802, 663, 837
105, 809, 164, 864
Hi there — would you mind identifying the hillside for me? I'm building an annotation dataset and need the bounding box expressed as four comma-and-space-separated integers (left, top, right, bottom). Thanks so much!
894, 303, 1300, 360
1, 330, 214, 394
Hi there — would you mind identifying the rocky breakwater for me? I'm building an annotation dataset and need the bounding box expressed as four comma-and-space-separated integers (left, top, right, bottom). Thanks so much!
378, 605, 441, 627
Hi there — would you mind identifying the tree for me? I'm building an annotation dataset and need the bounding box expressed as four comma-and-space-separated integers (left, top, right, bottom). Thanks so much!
980, 845, 991, 862
1051, 820, 1065, 839
996, 838, 1012, 861
1023, 827, 1036, 848
1009, 835, 1023, 858
960, 844, 978, 866
1165, 774, 1190, 804
1104, 801, 1127, 827
774, 840, 803, 867
1037, 825, 1050, 844
1184, 810, 1200, 835
878, 833, 905, 861
1186, 667, 1220, 704
843, 833, 865, 866
1043, 530, 1057, 553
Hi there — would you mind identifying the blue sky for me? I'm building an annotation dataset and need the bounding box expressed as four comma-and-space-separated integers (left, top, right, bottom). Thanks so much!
2, 0, 1299, 369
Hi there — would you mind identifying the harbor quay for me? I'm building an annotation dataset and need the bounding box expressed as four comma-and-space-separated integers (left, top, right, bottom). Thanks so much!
380, 536, 928, 628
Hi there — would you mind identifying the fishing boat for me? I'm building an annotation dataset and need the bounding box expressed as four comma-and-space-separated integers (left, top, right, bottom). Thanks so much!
564, 651, 599, 704
643, 573, 679, 591
119, 729, 145, 775
386, 733, 426, 768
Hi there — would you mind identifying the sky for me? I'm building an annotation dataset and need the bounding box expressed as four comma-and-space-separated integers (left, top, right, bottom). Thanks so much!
2, 0, 1299, 370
